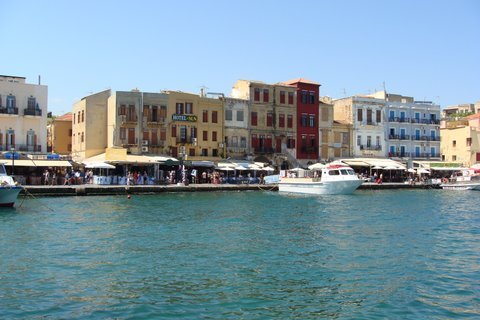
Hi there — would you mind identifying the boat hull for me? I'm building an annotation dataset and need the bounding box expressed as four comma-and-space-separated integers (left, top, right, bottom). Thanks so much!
279, 179, 363, 195
440, 183, 480, 190
0, 186, 23, 207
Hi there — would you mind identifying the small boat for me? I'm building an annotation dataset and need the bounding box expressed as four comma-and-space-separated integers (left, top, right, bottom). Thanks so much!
278, 164, 363, 195
440, 169, 480, 190
0, 163, 23, 207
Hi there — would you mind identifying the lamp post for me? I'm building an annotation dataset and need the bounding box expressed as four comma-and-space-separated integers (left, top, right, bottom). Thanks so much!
11, 147, 15, 176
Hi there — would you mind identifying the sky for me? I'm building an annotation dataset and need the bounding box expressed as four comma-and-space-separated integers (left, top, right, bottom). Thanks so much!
1, 0, 479, 115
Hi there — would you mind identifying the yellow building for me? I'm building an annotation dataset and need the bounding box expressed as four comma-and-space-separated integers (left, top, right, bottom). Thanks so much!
441, 113, 480, 166
231, 80, 297, 166
47, 112, 72, 155
72, 90, 110, 162
164, 91, 224, 161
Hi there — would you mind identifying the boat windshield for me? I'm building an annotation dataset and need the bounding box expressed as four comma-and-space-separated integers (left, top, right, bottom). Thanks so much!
0, 164, 6, 175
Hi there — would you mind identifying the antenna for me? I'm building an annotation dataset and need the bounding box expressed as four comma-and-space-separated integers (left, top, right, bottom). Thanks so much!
382, 81, 386, 93
199, 85, 209, 97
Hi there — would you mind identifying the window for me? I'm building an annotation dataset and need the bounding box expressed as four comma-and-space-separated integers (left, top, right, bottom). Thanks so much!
309, 91, 315, 104
279, 114, 285, 127
280, 91, 285, 104
119, 104, 126, 116
143, 130, 149, 140
452, 155, 457, 161
453, 140, 456, 147
6, 95, 15, 109
237, 110, 244, 121
254, 88, 260, 101
376, 136, 380, 147
180, 125, 187, 142
160, 105, 167, 118
301, 114, 307, 127
212, 131, 217, 141
225, 110, 232, 121
202, 110, 208, 122
160, 128, 166, 141
77, 112, 81, 124
212, 149, 218, 157
357, 108, 363, 122
376, 110, 381, 123
467, 138, 472, 147
288, 92, 294, 104
81, 132, 84, 143
267, 112, 273, 127
189, 148, 195, 156
240, 137, 247, 148
367, 136, 371, 147
357, 135, 361, 146
301, 91, 308, 103
309, 115, 315, 127
81, 110, 85, 122
212, 111, 218, 123
251, 112, 258, 126
27, 97, 36, 110
287, 115, 293, 128
287, 137, 295, 148
185, 102, 193, 114
171, 125, 177, 138
367, 109, 372, 123
143, 105, 149, 118
68, 129, 72, 136
191, 127, 197, 141
263, 89, 269, 102
151, 129, 158, 145
231, 136, 238, 147
201, 149, 208, 156
176, 103, 184, 114
120, 128, 126, 140
203, 130, 208, 141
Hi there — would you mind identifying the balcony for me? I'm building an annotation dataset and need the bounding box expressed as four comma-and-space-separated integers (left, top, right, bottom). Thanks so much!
145, 117, 166, 125
411, 136, 440, 142
300, 146, 318, 154
254, 147, 275, 154
361, 121, 379, 126
411, 118, 440, 125
227, 146, 248, 154
24, 108, 42, 116
388, 117, 410, 123
176, 137, 197, 144
389, 134, 410, 140
0, 107, 19, 115
0, 144, 41, 152
360, 145, 382, 151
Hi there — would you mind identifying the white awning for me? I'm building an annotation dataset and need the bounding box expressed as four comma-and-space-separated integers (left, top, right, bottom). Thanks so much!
33, 160, 72, 167
0, 159, 37, 167
84, 162, 115, 169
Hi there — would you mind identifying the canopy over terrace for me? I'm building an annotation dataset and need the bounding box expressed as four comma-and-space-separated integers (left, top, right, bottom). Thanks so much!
338, 158, 406, 170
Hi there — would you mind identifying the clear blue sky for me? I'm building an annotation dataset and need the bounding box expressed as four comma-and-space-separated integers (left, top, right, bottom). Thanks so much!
1, 0, 479, 115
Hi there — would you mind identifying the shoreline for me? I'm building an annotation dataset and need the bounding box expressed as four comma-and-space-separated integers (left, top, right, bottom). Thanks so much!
20, 182, 435, 197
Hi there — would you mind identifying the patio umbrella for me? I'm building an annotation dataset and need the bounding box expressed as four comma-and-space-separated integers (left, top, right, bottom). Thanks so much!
308, 163, 326, 170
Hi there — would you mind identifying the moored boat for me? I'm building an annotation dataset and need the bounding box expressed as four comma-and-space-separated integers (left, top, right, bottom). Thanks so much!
278, 163, 363, 195
0, 164, 23, 207
440, 169, 480, 190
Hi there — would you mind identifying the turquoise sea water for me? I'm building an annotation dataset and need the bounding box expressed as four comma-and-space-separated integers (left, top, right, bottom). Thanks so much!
0, 190, 479, 319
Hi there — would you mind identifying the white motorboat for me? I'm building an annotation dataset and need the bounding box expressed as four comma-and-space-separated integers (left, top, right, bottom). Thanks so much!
440, 169, 480, 190
0, 163, 23, 207
278, 164, 363, 195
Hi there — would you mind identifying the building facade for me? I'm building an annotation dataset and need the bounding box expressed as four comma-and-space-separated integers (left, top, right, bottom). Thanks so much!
368, 91, 441, 160
47, 112, 72, 154
282, 78, 321, 164
440, 113, 480, 166
333, 95, 385, 158
231, 80, 296, 167
223, 97, 250, 159
0, 75, 47, 154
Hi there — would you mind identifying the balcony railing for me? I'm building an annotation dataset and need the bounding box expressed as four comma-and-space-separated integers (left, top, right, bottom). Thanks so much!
411, 136, 440, 141
389, 152, 441, 158
388, 117, 410, 123
0, 107, 19, 115
24, 108, 42, 116
254, 147, 275, 154
360, 145, 382, 151
227, 146, 248, 153
389, 134, 410, 140
176, 137, 197, 144
411, 119, 440, 125
300, 146, 318, 154
0, 144, 41, 152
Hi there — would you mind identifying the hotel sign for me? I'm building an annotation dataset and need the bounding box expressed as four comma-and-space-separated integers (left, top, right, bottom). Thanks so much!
172, 114, 197, 122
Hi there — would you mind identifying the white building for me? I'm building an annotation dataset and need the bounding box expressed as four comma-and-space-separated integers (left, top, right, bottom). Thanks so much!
333, 95, 385, 158
223, 97, 250, 159
0, 75, 48, 153
368, 91, 441, 160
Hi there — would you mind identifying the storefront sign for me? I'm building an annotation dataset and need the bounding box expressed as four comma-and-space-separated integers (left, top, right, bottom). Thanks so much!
172, 114, 197, 122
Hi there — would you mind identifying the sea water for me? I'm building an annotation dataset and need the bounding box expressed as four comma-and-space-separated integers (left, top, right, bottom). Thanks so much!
0, 190, 479, 319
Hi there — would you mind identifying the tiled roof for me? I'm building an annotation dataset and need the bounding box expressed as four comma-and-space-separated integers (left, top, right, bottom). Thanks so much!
465, 113, 480, 120
56, 112, 72, 121
282, 78, 320, 85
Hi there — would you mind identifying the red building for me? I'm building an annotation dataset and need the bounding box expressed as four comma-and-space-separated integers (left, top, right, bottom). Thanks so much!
282, 78, 320, 161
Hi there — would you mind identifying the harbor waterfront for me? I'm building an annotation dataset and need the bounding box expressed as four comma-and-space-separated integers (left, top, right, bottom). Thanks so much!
19, 182, 432, 197
1, 190, 479, 319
